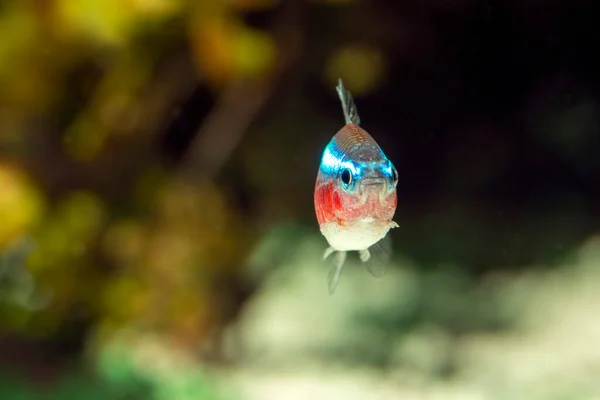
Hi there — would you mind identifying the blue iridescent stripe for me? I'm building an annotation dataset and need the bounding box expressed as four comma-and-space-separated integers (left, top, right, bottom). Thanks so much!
320, 141, 362, 178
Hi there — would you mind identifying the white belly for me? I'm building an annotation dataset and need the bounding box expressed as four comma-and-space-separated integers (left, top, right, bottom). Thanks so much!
320, 218, 398, 251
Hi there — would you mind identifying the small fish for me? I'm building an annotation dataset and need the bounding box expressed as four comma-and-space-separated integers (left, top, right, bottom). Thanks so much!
314, 79, 399, 293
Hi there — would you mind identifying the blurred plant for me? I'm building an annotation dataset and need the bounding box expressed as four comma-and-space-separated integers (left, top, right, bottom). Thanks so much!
0, 236, 49, 312
324, 42, 387, 96
98, 178, 243, 349
90, 329, 233, 400
53, 0, 183, 46
0, 164, 45, 250
1, 0, 266, 344
188, 9, 276, 88
0, 370, 154, 400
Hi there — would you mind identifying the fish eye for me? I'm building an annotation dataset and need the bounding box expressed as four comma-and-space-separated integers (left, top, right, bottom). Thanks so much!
340, 168, 352, 186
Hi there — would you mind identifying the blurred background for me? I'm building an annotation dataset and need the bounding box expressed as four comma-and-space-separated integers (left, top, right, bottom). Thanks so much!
1, 0, 600, 399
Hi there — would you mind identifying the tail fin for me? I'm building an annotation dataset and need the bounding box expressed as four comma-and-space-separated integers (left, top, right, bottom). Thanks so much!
336, 79, 361, 126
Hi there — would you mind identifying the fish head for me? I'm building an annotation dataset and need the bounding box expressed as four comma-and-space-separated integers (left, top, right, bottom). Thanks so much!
314, 124, 398, 227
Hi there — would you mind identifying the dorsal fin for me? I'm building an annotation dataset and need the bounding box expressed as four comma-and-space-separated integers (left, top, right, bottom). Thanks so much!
336, 78, 361, 126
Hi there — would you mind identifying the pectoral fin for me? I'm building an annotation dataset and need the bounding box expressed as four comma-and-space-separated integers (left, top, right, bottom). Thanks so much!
327, 250, 347, 294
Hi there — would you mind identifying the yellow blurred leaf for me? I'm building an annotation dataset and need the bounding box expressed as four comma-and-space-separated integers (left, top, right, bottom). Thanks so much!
0, 4, 56, 110
190, 17, 236, 87
0, 164, 45, 249
0, 4, 37, 78
233, 25, 275, 78
26, 191, 106, 297
54, 0, 130, 45
129, 0, 183, 15
190, 16, 275, 87
59, 191, 107, 238
54, 0, 179, 45
103, 275, 146, 321
325, 43, 387, 96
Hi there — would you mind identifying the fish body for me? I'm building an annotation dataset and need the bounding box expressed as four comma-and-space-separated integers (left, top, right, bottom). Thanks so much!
314, 80, 399, 293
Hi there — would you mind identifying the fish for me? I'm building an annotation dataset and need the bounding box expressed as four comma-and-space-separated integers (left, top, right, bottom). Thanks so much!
314, 79, 399, 294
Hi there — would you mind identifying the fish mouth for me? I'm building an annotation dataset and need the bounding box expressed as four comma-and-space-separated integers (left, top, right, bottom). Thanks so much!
361, 177, 386, 187
361, 177, 386, 186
